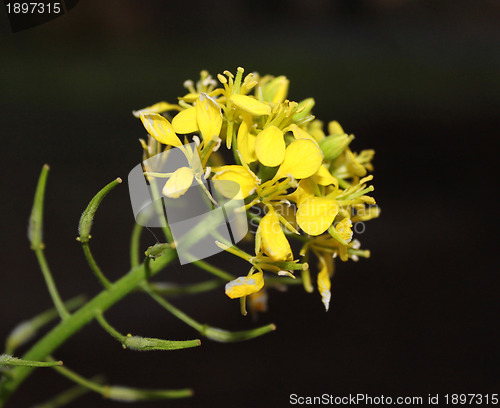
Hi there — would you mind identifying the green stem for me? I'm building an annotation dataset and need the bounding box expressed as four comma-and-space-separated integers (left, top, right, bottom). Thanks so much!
148, 178, 174, 243
0, 249, 177, 407
34, 250, 70, 320
143, 285, 276, 343
0, 355, 62, 368
81, 243, 112, 289
150, 279, 223, 296
27, 165, 69, 320
143, 285, 203, 332
130, 222, 143, 268
94, 311, 200, 351
191, 259, 234, 281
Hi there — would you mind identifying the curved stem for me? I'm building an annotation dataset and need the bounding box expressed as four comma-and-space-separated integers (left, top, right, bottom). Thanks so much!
81, 243, 112, 289
34, 250, 69, 320
0, 249, 176, 407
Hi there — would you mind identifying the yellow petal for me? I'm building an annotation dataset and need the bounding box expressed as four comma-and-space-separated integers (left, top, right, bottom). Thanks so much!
317, 255, 332, 311
296, 197, 339, 236
236, 120, 257, 163
162, 167, 194, 198
225, 271, 264, 299
212, 165, 259, 199
139, 113, 182, 147
196, 93, 222, 142
286, 124, 317, 143
230, 94, 271, 116
133, 101, 180, 118
255, 126, 285, 167
259, 208, 292, 261
172, 107, 199, 134
276, 139, 323, 179
311, 165, 339, 187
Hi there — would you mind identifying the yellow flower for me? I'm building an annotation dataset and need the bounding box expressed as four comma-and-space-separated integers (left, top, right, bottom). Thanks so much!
257, 207, 293, 261
134, 67, 378, 314
225, 271, 264, 299
212, 165, 260, 199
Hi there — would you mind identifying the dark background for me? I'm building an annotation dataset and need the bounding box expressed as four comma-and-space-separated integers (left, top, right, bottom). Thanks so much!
1, 1, 498, 407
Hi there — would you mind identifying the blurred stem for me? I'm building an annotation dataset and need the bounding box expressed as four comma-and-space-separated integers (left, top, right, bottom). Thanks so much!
50, 359, 191, 401
33, 376, 104, 408
5, 295, 86, 355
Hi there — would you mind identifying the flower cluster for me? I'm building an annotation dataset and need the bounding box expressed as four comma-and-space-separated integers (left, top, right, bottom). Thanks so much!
133, 67, 379, 313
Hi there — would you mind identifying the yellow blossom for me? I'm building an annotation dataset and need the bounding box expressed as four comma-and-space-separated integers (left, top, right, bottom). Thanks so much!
134, 67, 378, 314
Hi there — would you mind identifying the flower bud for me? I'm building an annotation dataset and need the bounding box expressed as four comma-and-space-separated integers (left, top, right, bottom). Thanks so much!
319, 133, 354, 161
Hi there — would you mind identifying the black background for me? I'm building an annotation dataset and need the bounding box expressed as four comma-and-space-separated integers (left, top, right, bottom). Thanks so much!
0, 1, 498, 407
